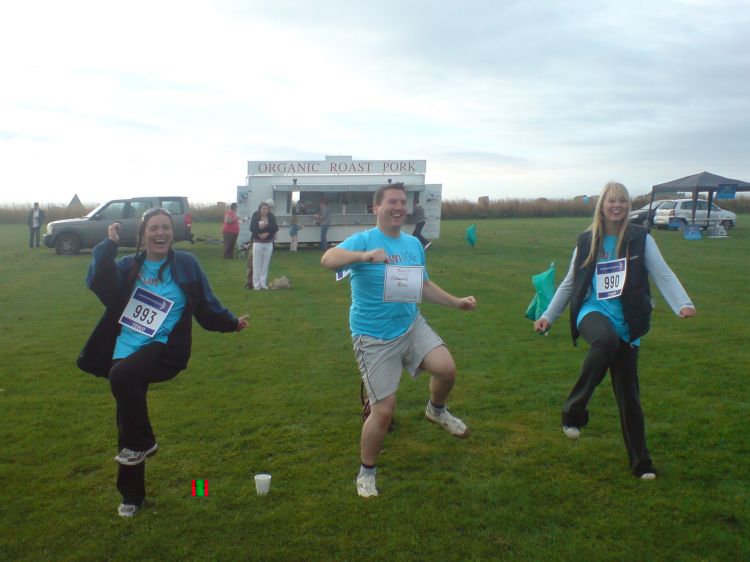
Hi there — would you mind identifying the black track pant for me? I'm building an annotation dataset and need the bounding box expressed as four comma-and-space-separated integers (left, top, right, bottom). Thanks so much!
109, 342, 180, 504
412, 222, 429, 246
562, 312, 654, 476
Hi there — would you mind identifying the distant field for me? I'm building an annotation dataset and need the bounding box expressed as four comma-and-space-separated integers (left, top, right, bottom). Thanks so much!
1, 219, 748, 561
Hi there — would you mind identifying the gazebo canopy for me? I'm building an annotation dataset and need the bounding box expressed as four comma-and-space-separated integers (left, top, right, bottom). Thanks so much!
651, 171, 750, 194
649, 171, 750, 224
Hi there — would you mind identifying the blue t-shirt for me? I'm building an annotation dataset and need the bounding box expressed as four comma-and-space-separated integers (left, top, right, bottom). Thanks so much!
577, 235, 640, 345
338, 227, 429, 340
113, 258, 187, 359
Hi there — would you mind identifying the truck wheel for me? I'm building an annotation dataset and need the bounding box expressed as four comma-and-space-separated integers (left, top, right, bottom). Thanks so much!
55, 234, 81, 255
721, 220, 733, 231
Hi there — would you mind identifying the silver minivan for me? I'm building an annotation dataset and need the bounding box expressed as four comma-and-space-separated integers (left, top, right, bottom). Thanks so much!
43, 196, 193, 255
653, 199, 736, 230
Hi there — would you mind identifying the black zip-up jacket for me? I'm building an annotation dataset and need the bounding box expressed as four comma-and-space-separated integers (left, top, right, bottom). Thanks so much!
249, 212, 279, 243
77, 239, 239, 377
570, 224, 651, 344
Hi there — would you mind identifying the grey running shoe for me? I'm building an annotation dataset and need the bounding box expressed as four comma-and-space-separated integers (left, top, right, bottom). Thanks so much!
114, 443, 158, 466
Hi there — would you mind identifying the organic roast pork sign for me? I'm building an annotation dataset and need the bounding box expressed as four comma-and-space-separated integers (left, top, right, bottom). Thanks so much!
248, 159, 427, 175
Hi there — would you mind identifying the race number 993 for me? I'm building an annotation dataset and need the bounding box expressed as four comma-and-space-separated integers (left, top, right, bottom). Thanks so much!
133, 304, 157, 324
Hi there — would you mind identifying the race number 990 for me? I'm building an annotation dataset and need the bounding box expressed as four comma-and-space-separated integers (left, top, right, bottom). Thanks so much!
133, 304, 157, 324
603, 275, 620, 290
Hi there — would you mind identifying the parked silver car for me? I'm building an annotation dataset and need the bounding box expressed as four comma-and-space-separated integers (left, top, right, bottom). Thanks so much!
43, 196, 193, 255
653, 199, 736, 230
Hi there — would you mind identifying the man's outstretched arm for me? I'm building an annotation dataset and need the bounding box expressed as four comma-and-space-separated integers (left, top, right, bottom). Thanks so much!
422, 280, 476, 311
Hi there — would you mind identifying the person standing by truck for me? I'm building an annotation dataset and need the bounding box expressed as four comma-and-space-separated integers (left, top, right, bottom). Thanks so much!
288, 206, 303, 252
250, 201, 278, 290
222, 203, 240, 259
27, 202, 47, 248
407, 193, 430, 249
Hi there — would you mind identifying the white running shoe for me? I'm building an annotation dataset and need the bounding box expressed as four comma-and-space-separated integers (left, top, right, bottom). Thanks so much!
117, 503, 140, 517
562, 426, 581, 439
425, 406, 470, 438
356, 473, 378, 498
114, 443, 158, 466
640, 472, 657, 480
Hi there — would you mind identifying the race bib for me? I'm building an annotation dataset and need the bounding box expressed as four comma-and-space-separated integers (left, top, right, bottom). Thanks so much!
596, 258, 627, 300
119, 287, 175, 337
383, 265, 424, 303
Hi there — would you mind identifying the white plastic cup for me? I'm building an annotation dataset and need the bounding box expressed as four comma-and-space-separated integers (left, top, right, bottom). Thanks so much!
255, 473, 271, 495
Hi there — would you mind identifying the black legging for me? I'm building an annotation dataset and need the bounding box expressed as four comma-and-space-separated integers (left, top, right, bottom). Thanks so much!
562, 311, 653, 475
109, 342, 180, 504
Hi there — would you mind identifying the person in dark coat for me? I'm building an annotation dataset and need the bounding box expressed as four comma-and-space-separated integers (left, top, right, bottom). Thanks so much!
27, 202, 47, 248
78, 207, 249, 517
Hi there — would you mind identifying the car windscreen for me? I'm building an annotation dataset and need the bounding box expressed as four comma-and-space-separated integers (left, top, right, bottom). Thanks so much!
84, 202, 108, 218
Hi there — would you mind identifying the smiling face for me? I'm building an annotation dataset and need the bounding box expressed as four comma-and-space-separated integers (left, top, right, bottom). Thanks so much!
601, 190, 630, 230
142, 212, 174, 260
373, 187, 408, 236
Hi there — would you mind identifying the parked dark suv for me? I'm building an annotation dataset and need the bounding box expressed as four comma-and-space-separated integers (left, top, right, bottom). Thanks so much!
43, 196, 193, 255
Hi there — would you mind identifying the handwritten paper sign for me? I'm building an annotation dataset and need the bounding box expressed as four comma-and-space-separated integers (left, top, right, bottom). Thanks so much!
383, 265, 424, 303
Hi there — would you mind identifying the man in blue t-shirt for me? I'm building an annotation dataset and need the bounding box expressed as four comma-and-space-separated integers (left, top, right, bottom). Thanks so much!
321, 182, 477, 498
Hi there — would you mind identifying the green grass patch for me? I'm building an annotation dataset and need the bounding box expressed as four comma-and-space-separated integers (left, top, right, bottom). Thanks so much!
1, 219, 748, 561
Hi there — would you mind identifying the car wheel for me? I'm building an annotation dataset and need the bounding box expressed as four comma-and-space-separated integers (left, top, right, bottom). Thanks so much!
721, 220, 733, 231
675, 219, 688, 231
55, 233, 81, 255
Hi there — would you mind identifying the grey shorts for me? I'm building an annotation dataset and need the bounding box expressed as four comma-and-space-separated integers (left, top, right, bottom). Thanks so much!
353, 314, 444, 404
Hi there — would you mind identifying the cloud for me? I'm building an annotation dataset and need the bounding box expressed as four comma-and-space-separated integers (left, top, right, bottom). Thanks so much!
0, 0, 748, 204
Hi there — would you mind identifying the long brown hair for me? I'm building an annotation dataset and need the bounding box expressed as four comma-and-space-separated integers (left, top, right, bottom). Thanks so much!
581, 181, 632, 268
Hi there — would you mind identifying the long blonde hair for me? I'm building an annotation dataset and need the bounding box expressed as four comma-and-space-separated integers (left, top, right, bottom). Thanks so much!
582, 181, 632, 268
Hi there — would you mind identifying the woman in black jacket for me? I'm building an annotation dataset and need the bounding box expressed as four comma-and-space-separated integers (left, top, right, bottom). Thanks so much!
249, 201, 279, 290
78, 208, 249, 517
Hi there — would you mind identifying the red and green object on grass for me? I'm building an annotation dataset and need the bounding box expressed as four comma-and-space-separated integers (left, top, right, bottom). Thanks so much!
192, 479, 209, 496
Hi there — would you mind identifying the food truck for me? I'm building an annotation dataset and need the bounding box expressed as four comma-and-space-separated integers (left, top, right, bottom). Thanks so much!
236, 156, 442, 247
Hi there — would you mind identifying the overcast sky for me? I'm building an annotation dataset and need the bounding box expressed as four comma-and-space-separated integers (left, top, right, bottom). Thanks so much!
1, 0, 749, 206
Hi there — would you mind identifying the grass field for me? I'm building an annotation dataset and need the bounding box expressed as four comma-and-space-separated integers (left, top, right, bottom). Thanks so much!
1, 218, 748, 561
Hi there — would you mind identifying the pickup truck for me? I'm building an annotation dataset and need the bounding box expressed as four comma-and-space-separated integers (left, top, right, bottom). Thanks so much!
43, 196, 193, 255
